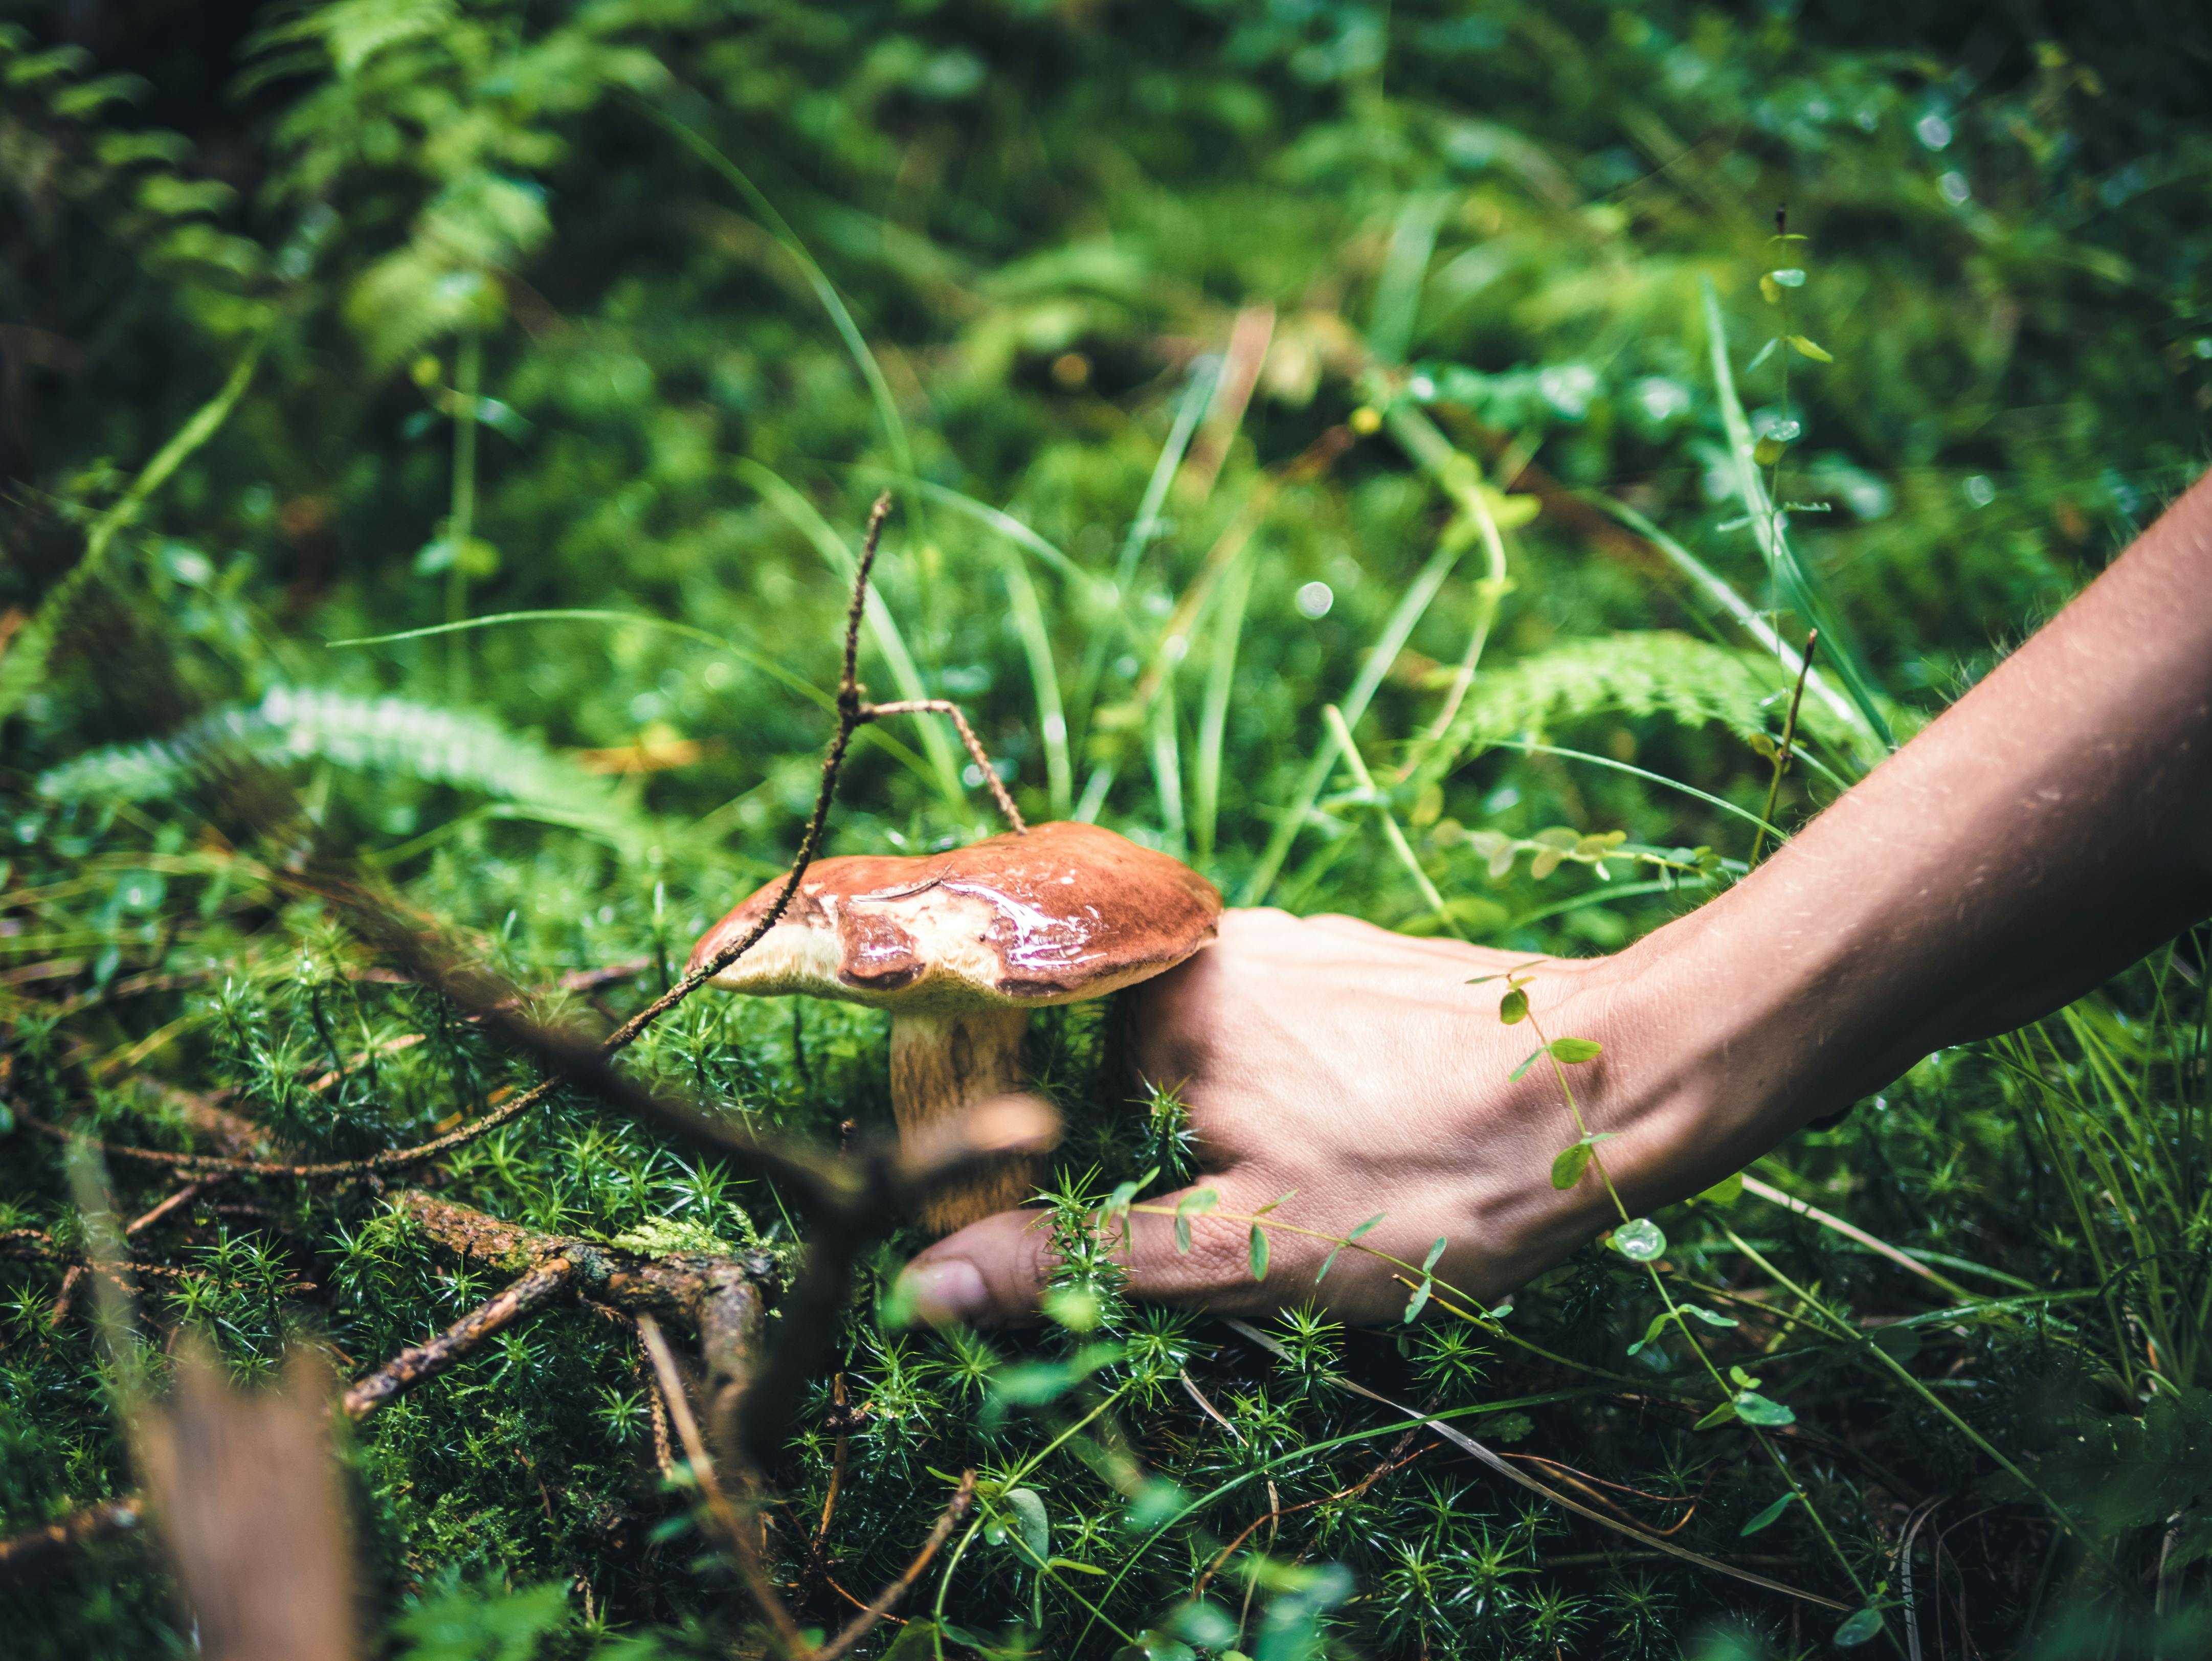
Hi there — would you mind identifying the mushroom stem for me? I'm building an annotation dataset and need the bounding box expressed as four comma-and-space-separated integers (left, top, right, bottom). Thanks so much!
888, 1006, 1041, 1234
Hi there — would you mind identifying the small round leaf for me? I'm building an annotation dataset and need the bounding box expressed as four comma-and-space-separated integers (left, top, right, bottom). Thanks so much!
1834, 1608, 1885, 1648
1612, 1218, 1667, 1261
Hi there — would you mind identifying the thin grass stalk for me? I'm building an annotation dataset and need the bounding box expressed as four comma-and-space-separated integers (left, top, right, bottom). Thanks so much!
1700, 277, 1892, 752
999, 551, 1071, 818
1193, 552, 1253, 863
446, 327, 481, 704
646, 99, 917, 495
1068, 362, 1216, 752
1148, 678, 1187, 856
1322, 704, 1457, 935
1240, 534, 1466, 905
736, 459, 965, 811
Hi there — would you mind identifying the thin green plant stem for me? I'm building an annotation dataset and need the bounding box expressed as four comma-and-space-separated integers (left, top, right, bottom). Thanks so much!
1000, 552, 1071, 817
1584, 489, 1869, 756
1379, 403, 1511, 782
0, 332, 266, 725
1228, 1313, 1854, 1614
1149, 679, 1187, 855
1125, 1201, 1651, 1388
1193, 552, 1253, 863
1322, 703, 1458, 935
1514, 989, 1878, 1602
737, 459, 964, 810
1994, 1030, 2134, 1382
931, 1385, 1134, 1656
646, 99, 915, 491
328, 609, 935, 786
1068, 364, 1219, 792
447, 329, 481, 704
1368, 193, 1445, 365
1747, 629, 1817, 869
1714, 1217, 2094, 1549
1702, 277, 1892, 751
1074, 764, 1114, 824
1070, 1390, 1616, 1655
976, 1494, 1138, 1646
1119, 361, 1217, 594
1240, 533, 1466, 905
850, 468, 1103, 597
1492, 740, 1785, 840
1506, 878, 1702, 933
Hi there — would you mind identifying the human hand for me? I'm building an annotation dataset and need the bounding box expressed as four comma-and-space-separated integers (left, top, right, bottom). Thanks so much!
897, 906, 1741, 1326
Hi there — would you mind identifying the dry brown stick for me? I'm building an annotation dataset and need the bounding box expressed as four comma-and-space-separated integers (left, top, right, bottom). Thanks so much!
340, 1257, 577, 1421
859, 700, 1024, 833
811, 1372, 851, 1567
811, 1469, 977, 1661
53, 1176, 217, 1321
1, 1226, 203, 1284
386, 1191, 771, 1387
638, 1314, 812, 1657
1191, 1445, 1434, 1597
126, 1177, 216, 1237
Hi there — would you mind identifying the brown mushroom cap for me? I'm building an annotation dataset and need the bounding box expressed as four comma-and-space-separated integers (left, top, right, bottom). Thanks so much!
687, 821, 1222, 1012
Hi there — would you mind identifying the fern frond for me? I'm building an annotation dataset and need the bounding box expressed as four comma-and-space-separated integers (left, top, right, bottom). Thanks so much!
1411, 631, 1873, 789
36, 686, 656, 850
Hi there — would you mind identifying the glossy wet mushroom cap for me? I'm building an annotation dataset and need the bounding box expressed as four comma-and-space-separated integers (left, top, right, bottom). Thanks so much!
687, 822, 1222, 1233
686, 821, 1222, 1009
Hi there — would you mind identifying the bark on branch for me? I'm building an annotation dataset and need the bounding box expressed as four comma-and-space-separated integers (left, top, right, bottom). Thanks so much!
348, 1191, 776, 1411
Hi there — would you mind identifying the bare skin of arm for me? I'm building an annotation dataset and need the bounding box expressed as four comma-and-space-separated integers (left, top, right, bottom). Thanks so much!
902, 469, 2212, 1326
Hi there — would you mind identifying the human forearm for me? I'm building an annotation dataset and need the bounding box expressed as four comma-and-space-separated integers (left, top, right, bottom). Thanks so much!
1622, 467, 2212, 1185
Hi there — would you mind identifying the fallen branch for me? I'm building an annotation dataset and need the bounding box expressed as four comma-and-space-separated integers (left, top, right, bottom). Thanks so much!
341, 1256, 578, 1421
811, 1469, 975, 1661
358, 1192, 774, 1398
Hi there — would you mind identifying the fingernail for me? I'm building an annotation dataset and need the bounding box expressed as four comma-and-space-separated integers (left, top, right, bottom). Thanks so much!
901, 1259, 989, 1327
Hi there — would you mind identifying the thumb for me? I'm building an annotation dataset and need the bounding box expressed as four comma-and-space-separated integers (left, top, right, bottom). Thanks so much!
896, 1173, 1270, 1327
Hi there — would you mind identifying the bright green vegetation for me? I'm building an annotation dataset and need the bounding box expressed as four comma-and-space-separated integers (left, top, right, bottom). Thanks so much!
4, 1, 2211, 1656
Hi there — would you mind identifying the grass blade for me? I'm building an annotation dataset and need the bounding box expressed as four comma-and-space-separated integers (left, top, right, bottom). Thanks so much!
650, 101, 915, 487
737, 459, 965, 810
0, 334, 265, 724
1584, 490, 1870, 764
1193, 552, 1253, 863
1000, 553, 1072, 818
1149, 678, 1187, 855
1701, 277, 1892, 751
1369, 193, 1447, 365
1240, 535, 1467, 905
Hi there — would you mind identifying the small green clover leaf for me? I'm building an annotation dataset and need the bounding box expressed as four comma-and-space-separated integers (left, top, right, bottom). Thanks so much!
1548, 1131, 1615, 1190
1315, 1213, 1384, 1285
1173, 1188, 1217, 1254
1401, 1236, 1448, 1324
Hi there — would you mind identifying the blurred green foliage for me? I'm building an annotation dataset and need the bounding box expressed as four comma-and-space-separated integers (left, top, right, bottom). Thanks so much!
4, 0, 2211, 1655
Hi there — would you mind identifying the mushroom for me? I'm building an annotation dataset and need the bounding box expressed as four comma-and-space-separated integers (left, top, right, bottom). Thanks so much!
687, 821, 1222, 1234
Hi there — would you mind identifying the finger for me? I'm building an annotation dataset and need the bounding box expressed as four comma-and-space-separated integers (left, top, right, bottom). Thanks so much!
897, 1173, 1279, 1327
898, 1207, 1055, 1327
